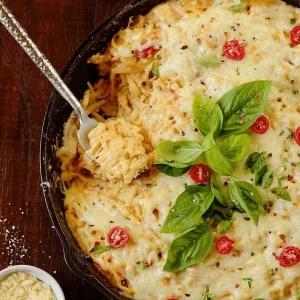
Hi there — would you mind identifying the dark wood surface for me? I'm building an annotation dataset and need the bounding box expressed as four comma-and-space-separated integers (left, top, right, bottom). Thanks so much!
0, 0, 130, 299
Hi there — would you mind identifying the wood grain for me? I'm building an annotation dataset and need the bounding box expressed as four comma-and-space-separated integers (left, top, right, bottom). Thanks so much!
0, 0, 130, 299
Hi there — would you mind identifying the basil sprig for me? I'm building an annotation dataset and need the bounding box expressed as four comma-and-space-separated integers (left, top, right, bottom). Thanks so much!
163, 224, 213, 272
162, 185, 214, 233
156, 81, 275, 273
217, 81, 272, 136
193, 94, 223, 138
227, 181, 263, 225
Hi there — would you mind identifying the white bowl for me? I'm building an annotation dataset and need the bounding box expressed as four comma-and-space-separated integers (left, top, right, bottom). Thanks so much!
0, 265, 65, 300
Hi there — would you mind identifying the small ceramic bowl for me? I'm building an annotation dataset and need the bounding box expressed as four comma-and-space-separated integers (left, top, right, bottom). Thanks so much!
0, 265, 65, 300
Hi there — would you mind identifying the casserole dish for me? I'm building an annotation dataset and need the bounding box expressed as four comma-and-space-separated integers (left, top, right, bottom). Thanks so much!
40, 0, 300, 299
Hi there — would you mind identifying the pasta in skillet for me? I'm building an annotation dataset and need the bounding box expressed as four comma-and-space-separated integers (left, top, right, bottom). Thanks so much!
57, 0, 300, 299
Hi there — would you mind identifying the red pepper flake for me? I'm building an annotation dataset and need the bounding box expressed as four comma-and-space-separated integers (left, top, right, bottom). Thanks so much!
181, 45, 188, 50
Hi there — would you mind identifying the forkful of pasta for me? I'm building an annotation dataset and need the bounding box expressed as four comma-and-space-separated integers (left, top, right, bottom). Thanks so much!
0, 0, 97, 150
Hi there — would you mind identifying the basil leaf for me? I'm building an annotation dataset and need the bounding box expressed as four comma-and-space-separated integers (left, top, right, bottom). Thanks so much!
220, 134, 251, 166
246, 152, 268, 185
227, 181, 263, 225
193, 95, 223, 138
162, 185, 214, 233
203, 132, 234, 176
270, 187, 291, 201
230, 1, 247, 13
217, 220, 233, 234
156, 164, 189, 177
261, 170, 273, 189
89, 245, 111, 254
163, 224, 213, 272
152, 62, 159, 77
157, 141, 205, 164
197, 55, 222, 68
212, 209, 232, 221
218, 81, 272, 136
210, 174, 228, 207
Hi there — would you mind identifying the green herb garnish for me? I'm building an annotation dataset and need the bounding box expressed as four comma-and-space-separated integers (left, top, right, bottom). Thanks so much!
230, 1, 247, 13
152, 62, 160, 77
89, 245, 111, 254
198, 55, 222, 68
243, 277, 253, 289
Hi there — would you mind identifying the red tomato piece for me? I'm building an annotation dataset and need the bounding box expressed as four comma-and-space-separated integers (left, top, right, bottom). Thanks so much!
222, 40, 245, 61
216, 236, 234, 254
251, 115, 269, 134
291, 26, 300, 45
189, 164, 212, 183
278, 246, 300, 267
294, 127, 300, 146
136, 46, 157, 59
107, 226, 129, 248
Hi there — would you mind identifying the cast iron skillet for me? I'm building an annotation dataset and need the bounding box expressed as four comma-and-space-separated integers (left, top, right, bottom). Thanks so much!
40, 0, 300, 299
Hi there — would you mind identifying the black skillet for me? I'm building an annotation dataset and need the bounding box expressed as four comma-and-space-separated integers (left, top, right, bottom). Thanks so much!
40, 0, 300, 299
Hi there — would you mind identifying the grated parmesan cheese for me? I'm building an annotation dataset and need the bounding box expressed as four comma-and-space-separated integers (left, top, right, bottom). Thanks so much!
0, 272, 56, 300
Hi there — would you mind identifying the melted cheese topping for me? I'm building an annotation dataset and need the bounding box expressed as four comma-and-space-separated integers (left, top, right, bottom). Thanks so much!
57, 0, 300, 299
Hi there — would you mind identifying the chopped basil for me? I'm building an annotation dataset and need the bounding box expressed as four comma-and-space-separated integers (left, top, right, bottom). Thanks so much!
136, 261, 148, 270
163, 224, 213, 272
261, 170, 273, 189
197, 55, 222, 67
268, 269, 275, 276
279, 130, 285, 136
270, 187, 291, 201
156, 164, 189, 177
230, 1, 247, 13
162, 185, 214, 233
227, 181, 263, 225
217, 219, 233, 234
200, 286, 213, 300
217, 81, 272, 136
203, 131, 234, 176
89, 245, 111, 254
219, 133, 251, 167
156, 140, 205, 165
193, 94, 223, 138
243, 277, 253, 289
152, 62, 160, 77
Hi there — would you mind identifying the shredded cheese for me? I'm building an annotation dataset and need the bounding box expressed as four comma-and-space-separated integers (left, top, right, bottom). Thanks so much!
0, 272, 56, 300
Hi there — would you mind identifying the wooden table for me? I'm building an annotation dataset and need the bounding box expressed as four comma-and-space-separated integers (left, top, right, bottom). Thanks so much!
0, 0, 130, 298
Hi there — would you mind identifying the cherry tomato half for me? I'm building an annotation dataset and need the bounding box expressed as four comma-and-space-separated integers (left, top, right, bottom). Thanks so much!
294, 127, 300, 146
251, 115, 269, 134
216, 236, 234, 254
222, 40, 245, 61
189, 164, 212, 183
136, 46, 157, 59
107, 226, 129, 248
291, 26, 300, 45
278, 246, 300, 267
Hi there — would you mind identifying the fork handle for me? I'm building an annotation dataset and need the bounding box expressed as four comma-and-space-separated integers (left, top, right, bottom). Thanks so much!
0, 0, 87, 120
